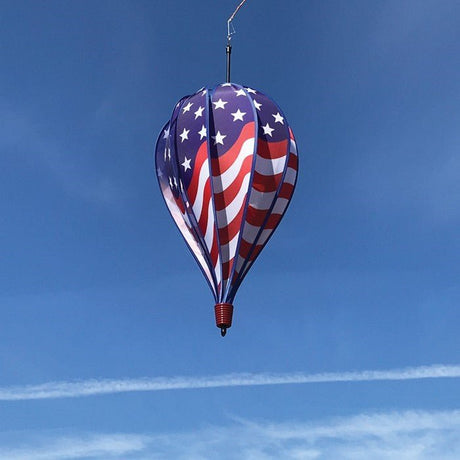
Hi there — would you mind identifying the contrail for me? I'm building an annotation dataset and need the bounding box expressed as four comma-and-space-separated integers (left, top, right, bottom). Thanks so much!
1, 364, 459, 401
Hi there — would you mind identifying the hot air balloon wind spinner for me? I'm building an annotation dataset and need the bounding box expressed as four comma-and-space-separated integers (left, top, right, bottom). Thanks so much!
155, 0, 298, 336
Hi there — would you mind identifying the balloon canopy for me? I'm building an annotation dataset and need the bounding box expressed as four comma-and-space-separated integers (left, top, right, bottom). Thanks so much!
155, 83, 298, 335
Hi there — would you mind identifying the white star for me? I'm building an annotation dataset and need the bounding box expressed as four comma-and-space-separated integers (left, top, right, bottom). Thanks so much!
222, 82, 232, 87
157, 167, 163, 178
213, 98, 228, 110
182, 102, 193, 113
245, 87, 257, 94
198, 125, 207, 140
194, 106, 205, 119
272, 112, 284, 124
212, 131, 227, 145
253, 99, 262, 111
262, 123, 274, 137
231, 109, 246, 122
235, 88, 246, 97
162, 127, 170, 139
173, 176, 178, 188
168, 176, 173, 188
181, 156, 191, 172
179, 128, 190, 142
164, 147, 171, 161
201, 89, 207, 96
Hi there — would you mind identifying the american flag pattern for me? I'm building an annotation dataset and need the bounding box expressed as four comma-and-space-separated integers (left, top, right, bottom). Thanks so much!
155, 83, 298, 304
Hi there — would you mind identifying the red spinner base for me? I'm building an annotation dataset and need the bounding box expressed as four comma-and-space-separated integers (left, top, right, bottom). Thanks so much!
214, 303, 234, 337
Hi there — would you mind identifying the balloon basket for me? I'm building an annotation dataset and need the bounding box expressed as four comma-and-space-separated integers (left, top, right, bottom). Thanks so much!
214, 303, 233, 337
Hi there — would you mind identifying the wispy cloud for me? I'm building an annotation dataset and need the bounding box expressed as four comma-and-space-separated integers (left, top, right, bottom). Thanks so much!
2, 409, 460, 459
0, 364, 459, 401
0, 433, 149, 460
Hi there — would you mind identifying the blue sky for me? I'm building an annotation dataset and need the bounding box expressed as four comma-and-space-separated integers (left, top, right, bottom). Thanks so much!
1, 0, 459, 458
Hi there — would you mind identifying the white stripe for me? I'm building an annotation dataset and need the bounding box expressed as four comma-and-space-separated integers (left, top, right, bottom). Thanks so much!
271, 197, 290, 215
254, 154, 287, 176
191, 158, 209, 221
247, 189, 277, 209
219, 231, 240, 264
241, 201, 288, 244
212, 138, 254, 193
203, 199, 215, 251
283, 167, 297, 186
234, 254, 246, 275
290, 138, 297, 155
214, 253, 222, 287
237, 224, 273, 272
215, 174, 250, 225
242, 222, 260, 243
0, 364, 458, 400
256, 228, 272, 246
248, 188, 276, 212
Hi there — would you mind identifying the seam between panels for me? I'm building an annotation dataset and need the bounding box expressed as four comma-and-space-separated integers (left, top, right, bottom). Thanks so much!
205, 86, 222, 303
223, 83, 259, 303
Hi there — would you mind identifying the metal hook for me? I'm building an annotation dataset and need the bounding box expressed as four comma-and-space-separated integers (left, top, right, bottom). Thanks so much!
225, 0, 248, 82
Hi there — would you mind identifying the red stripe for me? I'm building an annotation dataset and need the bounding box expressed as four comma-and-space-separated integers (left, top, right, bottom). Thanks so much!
238, 242, 263, 268
210, 122, 255, 174
221, 261, 230, 283
257, 138, 288, 159
279, 183, 295, 200
187, 141, 208, 204
245, 206, 269, 227
238, 238, 254, 259
265, 213, 282, 229
261, 187, 295, 229
221, 258, 235, 283
213, 155, 252, 211
218, 199, 246, 246
249, 244, 263, 261
231, 269, 240, 286
210, 228, 219, 266
288, 153, 298, 170
197, 178, 211, 236
173, 195, 186, 214
248, 205, 286, 231
251, 171, 282, 192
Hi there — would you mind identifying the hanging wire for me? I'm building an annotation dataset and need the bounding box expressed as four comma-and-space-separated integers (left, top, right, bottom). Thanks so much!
227, 0, 248, 44
226, 0, 248, 82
